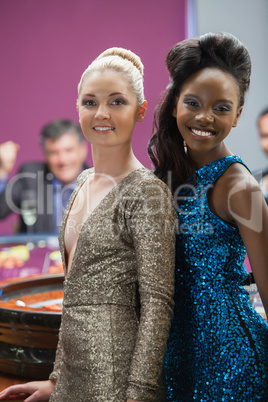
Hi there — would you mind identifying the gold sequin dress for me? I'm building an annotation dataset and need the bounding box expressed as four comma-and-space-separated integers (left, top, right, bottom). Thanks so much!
49, 168, 176, 402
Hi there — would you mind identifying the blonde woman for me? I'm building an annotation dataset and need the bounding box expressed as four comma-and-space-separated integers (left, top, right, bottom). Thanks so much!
0, 48, 176, 402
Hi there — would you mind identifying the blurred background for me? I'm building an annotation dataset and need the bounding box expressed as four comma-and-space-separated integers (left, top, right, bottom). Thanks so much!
0, 0, 267, 234
0, 0, 267, 390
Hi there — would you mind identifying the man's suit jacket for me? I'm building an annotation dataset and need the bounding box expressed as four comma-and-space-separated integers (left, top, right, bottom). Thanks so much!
0, 161, 88, 233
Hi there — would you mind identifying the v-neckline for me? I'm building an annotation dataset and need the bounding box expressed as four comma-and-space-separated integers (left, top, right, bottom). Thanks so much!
62, 167, 146, 277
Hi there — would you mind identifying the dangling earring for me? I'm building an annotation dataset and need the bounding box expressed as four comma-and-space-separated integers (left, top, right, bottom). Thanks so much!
183, 141, 187, 154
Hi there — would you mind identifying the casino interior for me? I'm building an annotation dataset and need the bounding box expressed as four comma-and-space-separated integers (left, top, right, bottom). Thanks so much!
0, 0, 267, 399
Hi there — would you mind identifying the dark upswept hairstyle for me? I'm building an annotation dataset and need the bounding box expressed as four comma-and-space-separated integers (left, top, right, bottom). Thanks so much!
147, 32, 252, 192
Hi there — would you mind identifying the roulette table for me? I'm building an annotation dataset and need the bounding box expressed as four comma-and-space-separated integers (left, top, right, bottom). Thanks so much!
0, 234, 62, 282
0, 235, 63, 381
0, 274, 63, 380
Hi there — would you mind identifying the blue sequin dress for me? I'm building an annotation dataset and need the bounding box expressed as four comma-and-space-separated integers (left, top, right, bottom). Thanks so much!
165, 155, 268, 401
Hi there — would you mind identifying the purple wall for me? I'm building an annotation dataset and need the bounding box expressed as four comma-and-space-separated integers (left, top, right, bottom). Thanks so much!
0, 0, 187, 234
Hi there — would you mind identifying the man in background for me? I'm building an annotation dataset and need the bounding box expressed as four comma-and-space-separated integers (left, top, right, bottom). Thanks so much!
257, 107, 268, 204
0, 119, 88, 233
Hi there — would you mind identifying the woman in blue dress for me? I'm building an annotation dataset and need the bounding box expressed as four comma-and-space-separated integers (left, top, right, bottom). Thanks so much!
148, 32, 268, 401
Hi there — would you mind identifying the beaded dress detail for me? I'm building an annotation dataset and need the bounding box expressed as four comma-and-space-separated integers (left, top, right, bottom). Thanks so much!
164, 155, 268, 401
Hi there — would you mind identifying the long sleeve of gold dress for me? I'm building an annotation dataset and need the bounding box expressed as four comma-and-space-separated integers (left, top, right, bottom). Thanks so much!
49, 167, 176, 402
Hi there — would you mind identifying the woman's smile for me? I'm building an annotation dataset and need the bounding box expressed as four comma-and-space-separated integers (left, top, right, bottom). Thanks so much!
189, 127, 216, 138
93, 125, 115, 133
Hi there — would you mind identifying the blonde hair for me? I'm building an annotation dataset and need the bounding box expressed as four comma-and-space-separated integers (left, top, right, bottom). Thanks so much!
77, 47, 145, 106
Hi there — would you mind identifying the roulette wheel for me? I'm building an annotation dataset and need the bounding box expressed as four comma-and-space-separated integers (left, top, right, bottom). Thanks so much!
0, 274, 63, 379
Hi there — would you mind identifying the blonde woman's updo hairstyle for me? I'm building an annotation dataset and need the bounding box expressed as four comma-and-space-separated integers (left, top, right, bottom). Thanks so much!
77, 47, 145, 106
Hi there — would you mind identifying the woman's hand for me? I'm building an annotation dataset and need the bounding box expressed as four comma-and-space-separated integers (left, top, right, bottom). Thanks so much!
0, 380, 55, 401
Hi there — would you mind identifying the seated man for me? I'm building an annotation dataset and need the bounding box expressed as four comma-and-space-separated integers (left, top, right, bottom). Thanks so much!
257, 107, 268, 204
0, 119, 88, 233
